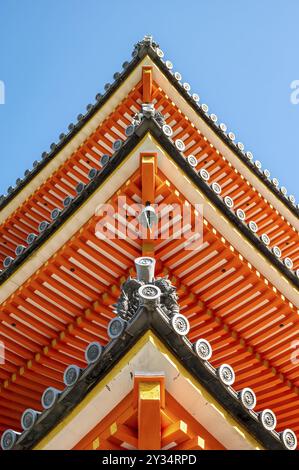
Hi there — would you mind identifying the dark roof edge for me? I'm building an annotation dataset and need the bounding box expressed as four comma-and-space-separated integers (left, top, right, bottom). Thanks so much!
145, 47, 299, 220
1, 117, 298, 290
12, 305, 285, 451
146, 120, 299, 289
1, 37, 298, 223
0, 41, 150, 211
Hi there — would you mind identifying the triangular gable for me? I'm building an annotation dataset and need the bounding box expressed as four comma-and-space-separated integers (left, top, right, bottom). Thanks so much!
2, 123, 298, 300
1, 36, 297, 226
14, 331, 272, 450
1, 130, 298, 443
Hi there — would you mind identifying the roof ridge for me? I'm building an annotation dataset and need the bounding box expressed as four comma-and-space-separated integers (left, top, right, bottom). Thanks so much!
1, 35, 298, 221
2, 275, 292, 450
1, 115, 298, 291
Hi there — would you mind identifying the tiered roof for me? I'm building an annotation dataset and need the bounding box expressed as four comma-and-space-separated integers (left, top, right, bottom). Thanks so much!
0, 36, 298, 450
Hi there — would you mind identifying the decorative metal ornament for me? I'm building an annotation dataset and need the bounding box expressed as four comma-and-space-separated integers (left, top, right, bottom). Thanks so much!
75, 182, 85, 194
283, 257, 293, 270
258, 409, 277, 431
139, 205, 158, 229
156, 48, 164, 58
183, 82, 191, 92
27, 233, 37, 245
114, 257, 180, 321
280, 429, 297, 450
296, 269, 299, 279
260, 233, 270, 246
254, 160, 262, 170
211, 182, 222, 195
141, 102, 155, 118
248, 220, 258, 233
38, 221, 49, 233
224, 196, 234, 208
85, 341, 103, 365
88, 168, 98, 180
246, 151, 254, 161
193, 338, 212, 361
199, 168, 210, 181
3, 256, 13, 268
288, 194, 295, 204
0, 429, 20, 450
125, 124, 135, 137
112, 139, 123, 152
171, 313, 190, 336
236, 209, 246, 221
272, 246, 282, 258
41, 387, 61, 409
63, 195, 73, 208
175, 139, 186, 152
135, 257, 156, 283
228, 132, 235, 141
219, 123, 227, 132
238, 387, 256, 410
174, 71, 182, 81
104, 83, 111, 91
210, 114, 218, 123
63, 365, 82, 387
100, 154, 110, 166
192, 93, 200, 102
131, 48, 138, 58
15, 245, 26, 256
107, 317, 127, 339
21, 409, 40, 431
217, 364, 235, 386
263, 169, 271, 178
165, 60, 173, 70
187, 155, 198, 168
272, 178, 279, 187
138, 284, 161, 303
280, 186, 287, 196
51, 208, 61, 220
162, 124, 173, 137
237, 142, 244, 151
143, 34, 153, 44
201, 104, 209, 113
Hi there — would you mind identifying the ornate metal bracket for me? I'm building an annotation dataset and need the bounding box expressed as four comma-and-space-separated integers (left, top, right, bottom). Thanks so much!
113, 257, 180, 320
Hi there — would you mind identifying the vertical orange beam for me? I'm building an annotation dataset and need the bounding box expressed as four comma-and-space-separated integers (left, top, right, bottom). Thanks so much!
142, 66, 153, 103
140, 152, 157, 257
133, 374, 165, 450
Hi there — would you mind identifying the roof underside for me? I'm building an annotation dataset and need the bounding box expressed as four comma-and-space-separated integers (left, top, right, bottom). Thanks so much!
0, 37, 298, 449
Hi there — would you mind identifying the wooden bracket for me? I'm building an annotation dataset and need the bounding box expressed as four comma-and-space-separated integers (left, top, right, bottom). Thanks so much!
142, 66, 153, 103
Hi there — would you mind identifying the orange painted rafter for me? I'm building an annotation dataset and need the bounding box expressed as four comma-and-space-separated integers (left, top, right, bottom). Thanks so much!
74, 379, 224, 450
1, 168, 299, 435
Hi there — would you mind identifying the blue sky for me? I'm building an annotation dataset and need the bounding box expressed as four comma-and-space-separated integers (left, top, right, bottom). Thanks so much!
0, 0, 298, 199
